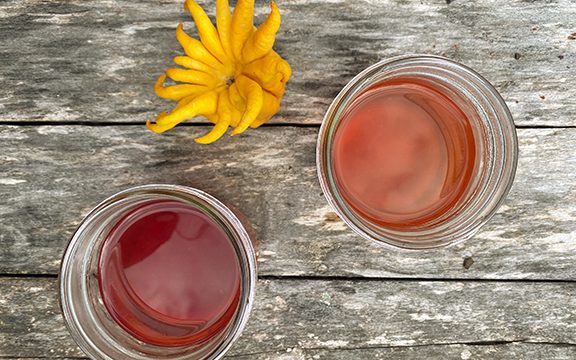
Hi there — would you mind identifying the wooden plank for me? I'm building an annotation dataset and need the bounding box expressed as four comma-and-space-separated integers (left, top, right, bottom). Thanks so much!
2, 278, 576, 358
227, 344, 576, 360
3, 344, 576, 360
0, 126, 575, 280
2, 344, 575, 360
0, 0, 574, 126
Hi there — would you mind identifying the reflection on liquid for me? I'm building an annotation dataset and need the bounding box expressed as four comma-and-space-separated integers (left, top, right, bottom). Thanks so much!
98, 200, 241, 346
332, 79, 476, 228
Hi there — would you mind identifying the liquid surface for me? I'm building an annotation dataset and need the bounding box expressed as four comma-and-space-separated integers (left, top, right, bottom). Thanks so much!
332, 79, 476, 228
98, 200, 241, 346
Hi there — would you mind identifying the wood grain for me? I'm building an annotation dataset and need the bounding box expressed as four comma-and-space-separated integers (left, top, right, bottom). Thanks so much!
227, 345, 576, 360
3, 345, 576, 360
0, 126, 574, 280
2, 278, 576, 359
0, 0, 574, 125
5, 346, 575, 360
1, 1, 574, 359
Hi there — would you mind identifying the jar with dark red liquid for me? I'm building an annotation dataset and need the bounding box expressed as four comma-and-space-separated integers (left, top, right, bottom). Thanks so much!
59, 185, 257, 359
317, 55, 518, 249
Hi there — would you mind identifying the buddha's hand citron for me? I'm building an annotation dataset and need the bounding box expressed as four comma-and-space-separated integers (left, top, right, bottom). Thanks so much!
147, 0, 292, 144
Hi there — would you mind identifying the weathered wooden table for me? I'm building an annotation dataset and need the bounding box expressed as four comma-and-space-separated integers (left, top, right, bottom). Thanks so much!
1, 0, 576, 359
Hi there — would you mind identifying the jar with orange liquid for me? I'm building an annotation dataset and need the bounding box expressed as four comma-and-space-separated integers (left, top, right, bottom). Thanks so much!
317, 55, 518, 250
59, 185, 257, 360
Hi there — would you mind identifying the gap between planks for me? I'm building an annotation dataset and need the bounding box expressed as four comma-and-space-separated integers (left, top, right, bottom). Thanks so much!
0, 121, 575, 130
3, 273, 576, 284
0, 121, 319, 128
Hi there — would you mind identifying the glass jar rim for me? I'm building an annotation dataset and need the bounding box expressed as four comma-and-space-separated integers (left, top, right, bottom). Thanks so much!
59, 184, 257, 359
316, 54, 518, 250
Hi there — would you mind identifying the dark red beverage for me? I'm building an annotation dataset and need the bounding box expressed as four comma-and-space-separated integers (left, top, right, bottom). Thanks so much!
98, 200, 241, 347
332, 78, 476, 228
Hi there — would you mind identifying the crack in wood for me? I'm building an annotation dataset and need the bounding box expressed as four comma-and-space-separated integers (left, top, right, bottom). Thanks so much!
0, 121, 575, 130
0, 273, 58, 279
0, 121, 322, 128
257, 275, 576, 284
4, 273, 576, 283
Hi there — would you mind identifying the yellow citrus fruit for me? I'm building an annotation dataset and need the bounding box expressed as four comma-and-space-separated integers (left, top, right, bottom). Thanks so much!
147, 0, 292, 144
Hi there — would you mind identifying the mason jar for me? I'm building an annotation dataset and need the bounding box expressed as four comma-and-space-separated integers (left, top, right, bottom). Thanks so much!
59, 184, 257, 359
317, 55, 518, 250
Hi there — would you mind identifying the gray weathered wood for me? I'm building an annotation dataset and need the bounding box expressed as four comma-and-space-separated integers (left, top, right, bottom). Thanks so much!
227, 344, 576, 360
3, 345, 576, 360
1, 1, 574, 359
0, 0, 574, 125
0, 126, 575, 279
4, 345, 576, 360
2, 278, 576, 359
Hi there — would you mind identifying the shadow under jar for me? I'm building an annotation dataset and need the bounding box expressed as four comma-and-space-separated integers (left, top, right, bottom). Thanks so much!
317, 55, 518, 250
59, 185, 257, 360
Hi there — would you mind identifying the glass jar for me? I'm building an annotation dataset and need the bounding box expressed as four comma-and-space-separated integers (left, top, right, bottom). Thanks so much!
59, 184, 257, 359
317, 55, 518, 250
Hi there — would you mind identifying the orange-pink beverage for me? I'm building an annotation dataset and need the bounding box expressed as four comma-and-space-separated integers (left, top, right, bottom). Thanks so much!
332, 78, 476, 228
98, 200, 241, 347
